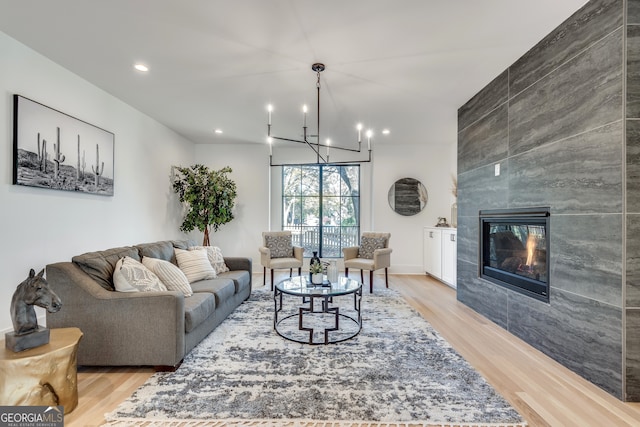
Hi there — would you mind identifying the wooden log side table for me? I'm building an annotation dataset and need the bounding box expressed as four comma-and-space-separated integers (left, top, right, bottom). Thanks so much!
0, 327, 83, 414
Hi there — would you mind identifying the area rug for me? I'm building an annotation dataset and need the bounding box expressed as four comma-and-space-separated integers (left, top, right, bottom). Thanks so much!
104, 287, 526, 427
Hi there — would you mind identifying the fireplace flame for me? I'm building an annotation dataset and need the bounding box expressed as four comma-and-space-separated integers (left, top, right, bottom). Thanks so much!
525, 234, 536, 266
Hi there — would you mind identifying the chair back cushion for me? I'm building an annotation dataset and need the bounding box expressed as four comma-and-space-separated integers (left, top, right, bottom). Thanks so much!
264, 233, 294, 258
358, 236, 387, 259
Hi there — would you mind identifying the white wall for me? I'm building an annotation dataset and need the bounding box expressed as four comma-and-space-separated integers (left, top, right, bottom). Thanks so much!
0, 32, 194, 332
371, 136, 458, 274
192, 142, 270, 267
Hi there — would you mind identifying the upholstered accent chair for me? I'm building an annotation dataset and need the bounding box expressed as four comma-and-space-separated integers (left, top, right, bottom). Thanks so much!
259, 231, 303, 290
343, 232, 392, 293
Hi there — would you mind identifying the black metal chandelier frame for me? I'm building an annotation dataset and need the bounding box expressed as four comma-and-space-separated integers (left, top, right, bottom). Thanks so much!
267, 63, 373, 167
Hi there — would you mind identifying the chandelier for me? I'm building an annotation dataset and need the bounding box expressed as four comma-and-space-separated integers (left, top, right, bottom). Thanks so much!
267, 63, 373, 166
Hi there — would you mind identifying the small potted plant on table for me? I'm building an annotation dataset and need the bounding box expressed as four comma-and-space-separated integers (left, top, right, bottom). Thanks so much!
310, 261, 324, 285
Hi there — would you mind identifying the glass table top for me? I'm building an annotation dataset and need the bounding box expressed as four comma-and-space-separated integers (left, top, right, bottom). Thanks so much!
275, 275, 362, 297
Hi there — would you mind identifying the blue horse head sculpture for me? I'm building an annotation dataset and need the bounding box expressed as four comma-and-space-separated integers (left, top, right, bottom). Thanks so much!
10, 269, 62, 336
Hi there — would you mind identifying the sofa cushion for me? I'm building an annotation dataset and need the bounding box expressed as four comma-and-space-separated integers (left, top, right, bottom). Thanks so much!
175, 248, 217, 282
172, 240, 192, 251
113, 256, 167, 293
218, 270, 251, 295
142, 256, 193, 297
183, 292, 216, 333
73, 246, 140, 291
136, 241, 177, 263
190, 278, 236, 307
190, 246, 230, 274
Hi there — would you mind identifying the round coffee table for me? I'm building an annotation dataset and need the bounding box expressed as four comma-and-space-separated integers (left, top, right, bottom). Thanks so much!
274, 276, 362, 345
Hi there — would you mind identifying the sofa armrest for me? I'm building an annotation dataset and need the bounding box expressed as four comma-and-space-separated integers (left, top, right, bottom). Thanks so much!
224, 257, 252, 273
45, 262, 185, 367
342, 246, 359, 261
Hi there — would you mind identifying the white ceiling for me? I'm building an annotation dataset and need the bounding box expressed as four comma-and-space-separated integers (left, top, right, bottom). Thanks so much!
0, 0, 588, 148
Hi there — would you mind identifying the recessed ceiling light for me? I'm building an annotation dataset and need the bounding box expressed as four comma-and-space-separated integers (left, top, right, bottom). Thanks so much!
214, 129, 223, 134
382, 129, 390, 135
134, 63, 149, 72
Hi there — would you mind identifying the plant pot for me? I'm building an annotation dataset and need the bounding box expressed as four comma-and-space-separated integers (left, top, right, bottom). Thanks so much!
311, 273, 323, 285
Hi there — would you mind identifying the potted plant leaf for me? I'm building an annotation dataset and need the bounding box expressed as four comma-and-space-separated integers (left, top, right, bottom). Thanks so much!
171, 164, 237, 246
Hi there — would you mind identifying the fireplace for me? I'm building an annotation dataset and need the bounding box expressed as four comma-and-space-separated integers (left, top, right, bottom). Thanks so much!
479, 207, 550, 302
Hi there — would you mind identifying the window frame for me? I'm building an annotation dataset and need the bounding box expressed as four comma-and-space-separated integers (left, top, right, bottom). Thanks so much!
281, 164, 360, 258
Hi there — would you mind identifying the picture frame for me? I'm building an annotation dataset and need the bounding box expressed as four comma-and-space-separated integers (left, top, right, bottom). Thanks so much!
13, 94, 114, 196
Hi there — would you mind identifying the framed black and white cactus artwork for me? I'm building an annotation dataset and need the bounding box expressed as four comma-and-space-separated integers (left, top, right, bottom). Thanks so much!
13, 94, 114, 196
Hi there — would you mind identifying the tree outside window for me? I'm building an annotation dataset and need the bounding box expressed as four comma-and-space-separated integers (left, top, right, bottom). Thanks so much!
282, 165, 359, 257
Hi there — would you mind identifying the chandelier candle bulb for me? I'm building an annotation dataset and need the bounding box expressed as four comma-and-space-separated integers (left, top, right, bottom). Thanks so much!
303, 104, 308, 127
267, 104, 272, 125
357, 123, 363, 144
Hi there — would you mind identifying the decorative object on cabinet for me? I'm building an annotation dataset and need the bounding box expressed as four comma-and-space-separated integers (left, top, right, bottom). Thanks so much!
436, 217, 450, 227
13, 95, 114, 196
424, 227, 457, 287
388, 177, 428, 216
451, 175, 458, 227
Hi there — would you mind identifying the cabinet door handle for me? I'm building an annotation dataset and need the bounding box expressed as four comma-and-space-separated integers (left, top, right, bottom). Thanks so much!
450, 234, 456, 242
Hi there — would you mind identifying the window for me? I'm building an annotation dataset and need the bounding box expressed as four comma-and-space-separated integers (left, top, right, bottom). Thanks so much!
282, 164, 360, 257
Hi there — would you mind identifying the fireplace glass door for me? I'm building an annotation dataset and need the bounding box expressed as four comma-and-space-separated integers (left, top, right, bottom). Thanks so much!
479, 208, 550, 302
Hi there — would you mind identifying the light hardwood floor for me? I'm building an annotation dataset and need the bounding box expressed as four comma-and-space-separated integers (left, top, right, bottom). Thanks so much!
65, 273, 640, 427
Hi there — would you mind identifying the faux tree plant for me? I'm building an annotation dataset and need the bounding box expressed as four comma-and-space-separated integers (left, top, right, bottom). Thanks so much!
171, 164, 237, 246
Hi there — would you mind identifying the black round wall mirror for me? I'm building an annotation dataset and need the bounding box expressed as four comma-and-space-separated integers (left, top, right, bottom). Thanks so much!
388, 177, 428, 216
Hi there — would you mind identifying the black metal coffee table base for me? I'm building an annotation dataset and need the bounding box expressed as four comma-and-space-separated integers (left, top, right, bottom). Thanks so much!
274, 279, 362, 345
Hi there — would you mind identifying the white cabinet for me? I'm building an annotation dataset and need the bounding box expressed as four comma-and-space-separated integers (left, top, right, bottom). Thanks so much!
423, 228, 442, 279
423, 227, 457, 288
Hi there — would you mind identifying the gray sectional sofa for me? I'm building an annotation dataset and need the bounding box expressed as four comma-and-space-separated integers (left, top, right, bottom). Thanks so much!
45, 240, 251, 368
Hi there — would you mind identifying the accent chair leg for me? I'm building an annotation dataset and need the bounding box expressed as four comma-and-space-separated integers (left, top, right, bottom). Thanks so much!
385, 268, 389, 288
298, 267, 302, 276
271, 269, 275, 291
360, 270, 364, 283
369, 270, 374, 293
345, 267, 349, 277
289, 268, 293, 277
263, 267, 266, 287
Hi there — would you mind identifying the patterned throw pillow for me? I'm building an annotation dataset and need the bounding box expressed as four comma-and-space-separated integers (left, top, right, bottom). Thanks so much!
190, 246, 230, 274
113, 256, 167, 293
175, 248, 217, 283
358, 236, 387, 259
142, 256, 193, 297
265, 235, 293, 258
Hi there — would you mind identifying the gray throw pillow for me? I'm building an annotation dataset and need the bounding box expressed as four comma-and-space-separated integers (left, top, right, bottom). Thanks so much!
358, 236, 387, 259
265, 235, 293, 258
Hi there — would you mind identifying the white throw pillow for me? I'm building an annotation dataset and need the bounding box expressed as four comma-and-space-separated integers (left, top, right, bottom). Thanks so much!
190, 245, 230, 274
113, 256, 167, 293
175, 248, 217, 283
142, 256, 193, 297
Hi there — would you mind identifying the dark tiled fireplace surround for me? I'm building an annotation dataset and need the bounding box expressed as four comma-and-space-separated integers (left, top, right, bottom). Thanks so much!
457, 0, 640, 400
